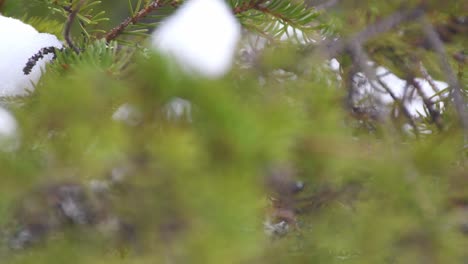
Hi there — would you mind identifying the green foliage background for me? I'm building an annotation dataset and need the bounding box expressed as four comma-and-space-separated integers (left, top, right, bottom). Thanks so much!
0, 0, 467, 263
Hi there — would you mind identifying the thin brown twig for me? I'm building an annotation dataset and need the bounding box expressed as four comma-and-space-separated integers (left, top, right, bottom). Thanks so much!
320, 7, 425, 59
344, 65, 358, 111
420, 17, 468, 136
64, 0, 85, 53
233, 0, 268, 15
0, 0, 6, 11
233, 0, 298, 27
254, 5, 294, 25
105, 0, 165, 43
407, 76, 444, 131
418, 62, 441, 96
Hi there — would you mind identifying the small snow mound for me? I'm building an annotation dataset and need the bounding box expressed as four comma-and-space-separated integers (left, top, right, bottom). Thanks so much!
0, 15, 38, 36
152, 0, 241, 78
329, 58, 340, 71
0, 106, 19, 151
376, 66, 448, 116
0, 107, 17, 136
112, 103, 142, 126
165, 97, 192, 122
0, 15, 63, 96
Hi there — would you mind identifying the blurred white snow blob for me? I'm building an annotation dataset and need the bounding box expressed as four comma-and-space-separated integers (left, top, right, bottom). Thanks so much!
112, 103, 142, 126
151, 0, 241, 78
164, 97, 192, 122
0, 15, 63, 96
329, 58, 340, 72
0, 106, 19, 151
375, 66, 448, 116
327, 59, 448, 117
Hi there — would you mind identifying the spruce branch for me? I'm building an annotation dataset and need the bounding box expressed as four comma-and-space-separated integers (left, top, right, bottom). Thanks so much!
234, 0, 314, 27
234, 0, 320, 41
233, 0, 267, 15
105, 0, 168, 43
253, 4, 294, 26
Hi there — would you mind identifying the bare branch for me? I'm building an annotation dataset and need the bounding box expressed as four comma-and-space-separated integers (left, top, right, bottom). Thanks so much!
346, 41, 420, 135
420, 17, 468, 135
321, 7, 425, 59
407, 77, 443, 131
418, 62, 441, 96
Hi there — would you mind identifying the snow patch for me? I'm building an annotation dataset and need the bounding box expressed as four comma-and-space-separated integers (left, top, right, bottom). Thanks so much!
112, 103, 142, 126
0, 107, 16, 136
375, 66, 448, 116
328, 60, 448, 117
0, 15, 62, 96
329, 58, 340, 71
152, 0, 241, 78
165, 97, 192, 122
0, 106, 19, 151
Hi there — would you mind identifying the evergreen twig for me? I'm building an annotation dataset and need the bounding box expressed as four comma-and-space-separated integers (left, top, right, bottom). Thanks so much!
105, 0, 166, 43
233, 0, 268, 14
64, 0, 86, 53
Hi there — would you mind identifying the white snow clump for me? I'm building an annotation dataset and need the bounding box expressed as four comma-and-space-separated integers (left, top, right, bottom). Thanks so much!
0, 106, 19, 151
151, 0, 241, 78
164, 97, 193, 122
0, 15, 63, 96
375, 66, 448, 116
112, 103, 142, 126
327, 60, 448, 117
